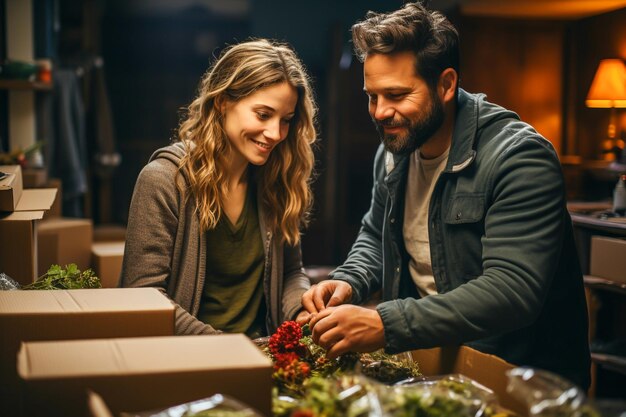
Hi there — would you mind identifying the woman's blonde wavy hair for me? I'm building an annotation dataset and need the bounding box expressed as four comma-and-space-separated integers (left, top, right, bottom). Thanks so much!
177, 39, 317, 245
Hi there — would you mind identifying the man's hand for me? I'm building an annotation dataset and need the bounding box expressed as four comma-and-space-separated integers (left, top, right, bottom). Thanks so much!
295, 309, 310, 325
309, 305, 385, 359
301, 280, 353, 315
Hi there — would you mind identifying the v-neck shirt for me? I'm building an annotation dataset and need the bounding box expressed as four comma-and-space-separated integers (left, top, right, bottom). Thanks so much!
198, 185, 266, 336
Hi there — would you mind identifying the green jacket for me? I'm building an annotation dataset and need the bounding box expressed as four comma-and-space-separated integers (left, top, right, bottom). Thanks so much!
121, 143, 310, 335
332, 89, 591, 389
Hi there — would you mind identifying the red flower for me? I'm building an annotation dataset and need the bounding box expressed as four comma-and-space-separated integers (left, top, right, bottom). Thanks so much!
273, 352, 300, 371
291, 409, 314, 417
269, 321, 305, 356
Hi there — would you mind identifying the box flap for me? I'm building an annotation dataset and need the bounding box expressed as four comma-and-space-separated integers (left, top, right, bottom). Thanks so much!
0, 288, 174, 315
87, 391, 115, 417
0, 210, 45, 221
15, 188, 57, 211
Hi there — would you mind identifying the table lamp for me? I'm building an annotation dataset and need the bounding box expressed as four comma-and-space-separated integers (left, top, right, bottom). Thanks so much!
586, 59, 626, 161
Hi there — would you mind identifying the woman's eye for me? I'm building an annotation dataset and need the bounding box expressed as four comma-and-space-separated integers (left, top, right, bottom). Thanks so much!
256, 112, 270, 120
282, 118, 293, 125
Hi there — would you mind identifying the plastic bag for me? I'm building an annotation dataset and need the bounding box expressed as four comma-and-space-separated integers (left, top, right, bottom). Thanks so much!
125, 394, 264, 417
386, 374, 497, 417
356, 350, 421, 384
273, 374, 384, 417
0, 272, 20, 290
506, 367, 599, 417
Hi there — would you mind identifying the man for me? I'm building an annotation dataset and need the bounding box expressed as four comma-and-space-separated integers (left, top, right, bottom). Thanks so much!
301, 1, 590, 389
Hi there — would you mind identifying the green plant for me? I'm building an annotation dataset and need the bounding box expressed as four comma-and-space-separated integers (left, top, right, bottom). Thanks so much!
22, 263, 101, 290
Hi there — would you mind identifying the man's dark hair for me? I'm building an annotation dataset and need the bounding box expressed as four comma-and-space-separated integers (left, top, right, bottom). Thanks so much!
351, 2, 460, 90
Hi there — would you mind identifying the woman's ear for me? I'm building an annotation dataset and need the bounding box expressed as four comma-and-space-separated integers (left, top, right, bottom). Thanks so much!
214, 95, 227, 115
439, 68, 458, 104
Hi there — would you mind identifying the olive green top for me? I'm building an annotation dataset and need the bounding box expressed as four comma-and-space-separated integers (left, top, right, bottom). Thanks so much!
198, 186, 266, 337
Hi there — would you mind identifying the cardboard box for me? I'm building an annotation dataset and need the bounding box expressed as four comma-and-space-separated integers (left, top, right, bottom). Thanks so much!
94, 224, 126, 242
45, 178, 62, 218
590, 235, 626, 284
91, 241, 125, 288
412, 346, 525, 416
37, 217, 94, 274
0, 288, 175, 416
0, 188, 57, 283
0, 164, 23, 211
18, 334, 272, 417
22, 167, 48, 188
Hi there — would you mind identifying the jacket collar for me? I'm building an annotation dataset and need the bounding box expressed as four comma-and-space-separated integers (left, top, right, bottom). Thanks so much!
445, 88, 478, 174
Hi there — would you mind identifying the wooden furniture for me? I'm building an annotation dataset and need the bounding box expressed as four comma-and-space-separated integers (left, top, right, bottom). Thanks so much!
570, 208, 626, 399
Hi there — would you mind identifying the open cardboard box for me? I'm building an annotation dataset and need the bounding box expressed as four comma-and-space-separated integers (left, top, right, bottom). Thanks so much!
0, 288, 175, 417
0, 164, 24, 211
18, 334, 272, 417
0, 188, 57, 283
1, 163, 59, 282
412, 346, 525, 416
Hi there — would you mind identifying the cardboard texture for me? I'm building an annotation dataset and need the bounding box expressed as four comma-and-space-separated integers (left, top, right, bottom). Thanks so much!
590, 235, 626, 284
0, 288, 175, 416
0, 164, 23, 211
91, 241, 125, 288
412, 346, 525, 416
37, 217, 94, 274
18, 334, 272, 417
0, 188, 57, 283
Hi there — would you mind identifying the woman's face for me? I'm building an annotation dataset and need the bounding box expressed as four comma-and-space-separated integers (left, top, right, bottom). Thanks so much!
222, 81, 298, 167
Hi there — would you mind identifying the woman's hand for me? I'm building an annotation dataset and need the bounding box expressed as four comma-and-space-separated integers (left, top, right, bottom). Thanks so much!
301, 280, 353, 315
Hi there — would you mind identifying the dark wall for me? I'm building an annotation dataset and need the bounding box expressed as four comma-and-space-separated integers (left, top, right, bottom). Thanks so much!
98, 0, 404, 266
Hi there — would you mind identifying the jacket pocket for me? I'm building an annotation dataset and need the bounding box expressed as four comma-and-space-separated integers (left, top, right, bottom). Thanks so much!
444, 194, 485, 224
442, 194, 485, 283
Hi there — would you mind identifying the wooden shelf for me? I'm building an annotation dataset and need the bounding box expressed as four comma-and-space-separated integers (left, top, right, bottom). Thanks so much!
571, 212, 626, 235
584, 275, 626, 295
0, 79, 52, 91
591, 352, 626, 375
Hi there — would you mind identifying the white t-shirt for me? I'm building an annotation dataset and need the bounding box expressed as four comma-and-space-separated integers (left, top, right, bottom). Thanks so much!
403, 147, 450, 298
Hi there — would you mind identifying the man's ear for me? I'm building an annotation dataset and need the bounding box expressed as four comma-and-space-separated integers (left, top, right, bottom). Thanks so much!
439, 68, 458, 104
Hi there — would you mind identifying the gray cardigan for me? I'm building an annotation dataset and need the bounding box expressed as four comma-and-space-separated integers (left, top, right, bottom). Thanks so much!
120, 142, 310, 335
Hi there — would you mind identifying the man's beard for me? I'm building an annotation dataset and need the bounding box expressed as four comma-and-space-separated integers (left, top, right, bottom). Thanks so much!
373, 89, 445, 155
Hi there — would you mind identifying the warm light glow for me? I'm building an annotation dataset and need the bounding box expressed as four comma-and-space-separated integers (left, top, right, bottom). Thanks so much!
586, 59, 626, 108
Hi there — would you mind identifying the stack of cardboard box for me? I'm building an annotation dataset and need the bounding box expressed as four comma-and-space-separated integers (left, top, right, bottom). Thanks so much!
0, 165, 57, 284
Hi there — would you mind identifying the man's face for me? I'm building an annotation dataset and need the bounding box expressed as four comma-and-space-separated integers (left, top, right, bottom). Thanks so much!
364, 51, 445, 155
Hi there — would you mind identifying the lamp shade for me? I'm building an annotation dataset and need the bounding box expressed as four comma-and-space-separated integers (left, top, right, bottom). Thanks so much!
586, 59, 626, 108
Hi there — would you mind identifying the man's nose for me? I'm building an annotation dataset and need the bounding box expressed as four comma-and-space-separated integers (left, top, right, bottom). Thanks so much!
373, 99, 394, 121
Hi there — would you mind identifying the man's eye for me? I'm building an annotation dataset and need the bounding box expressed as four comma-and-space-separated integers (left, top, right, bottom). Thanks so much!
388, 93, 405, 100
368, 95, 378, 103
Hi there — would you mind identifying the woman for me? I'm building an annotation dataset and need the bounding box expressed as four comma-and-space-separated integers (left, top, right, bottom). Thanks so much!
121, 39, 317, 337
